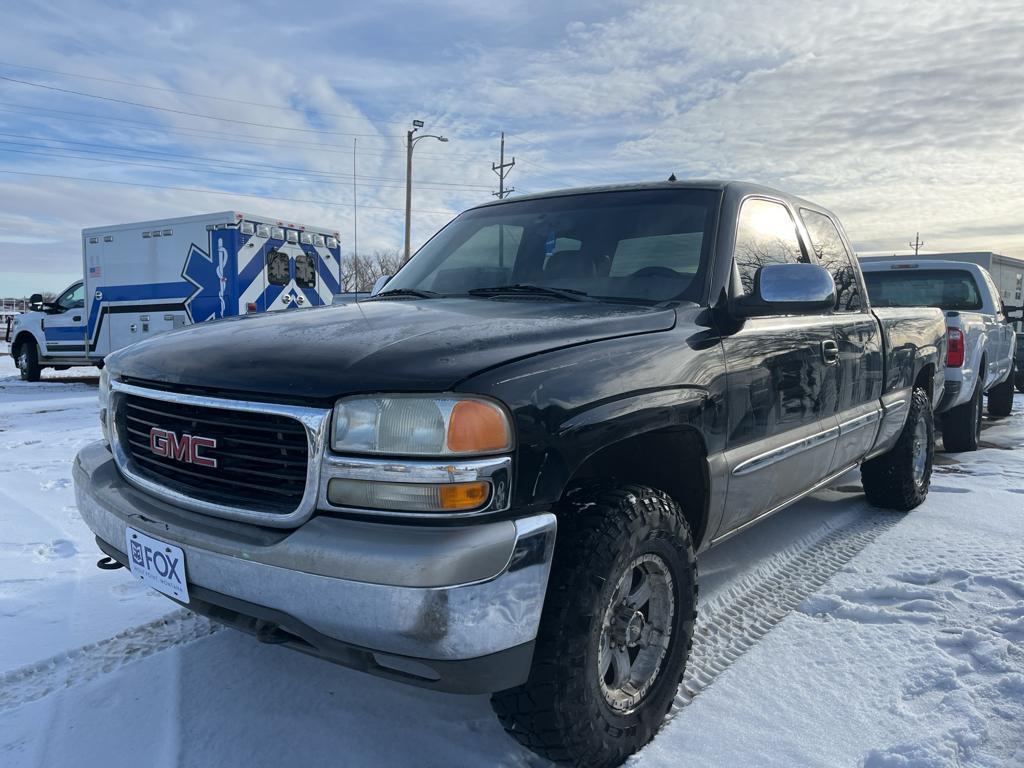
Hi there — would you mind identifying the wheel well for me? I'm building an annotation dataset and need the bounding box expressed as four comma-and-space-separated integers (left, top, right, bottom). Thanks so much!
913, 363, 935, 400
11, 331, 36, 358
562, 428, 710, 548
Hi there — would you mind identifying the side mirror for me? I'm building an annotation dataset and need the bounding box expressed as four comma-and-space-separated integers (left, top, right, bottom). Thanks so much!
371, 275, 391, 296
734, 263, 836, 318
29, 293, 44, 310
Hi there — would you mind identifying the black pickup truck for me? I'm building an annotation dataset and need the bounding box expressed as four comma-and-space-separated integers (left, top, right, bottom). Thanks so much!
75, 181, 945, 767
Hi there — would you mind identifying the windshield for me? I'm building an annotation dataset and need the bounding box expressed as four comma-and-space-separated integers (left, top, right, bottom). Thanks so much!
384, 188, 720, 304
863, 268, 983, 311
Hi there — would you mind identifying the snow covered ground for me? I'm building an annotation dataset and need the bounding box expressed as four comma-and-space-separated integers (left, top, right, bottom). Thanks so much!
0, 352, 1021, 767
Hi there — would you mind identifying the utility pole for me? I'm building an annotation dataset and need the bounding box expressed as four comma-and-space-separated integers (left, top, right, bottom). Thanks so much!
403, 119, 448, 264
909, 232, 924, 256
352, 138, 358, 292
491, 132, 515, 199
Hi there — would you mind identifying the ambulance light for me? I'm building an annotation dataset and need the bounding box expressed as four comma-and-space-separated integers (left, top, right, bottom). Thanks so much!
240, 222, 255, 235
287, 230, 299, 243
301, 233, 313, 244
271, 227, 285, 239
142, 231, 152, 238
314, 235, 325, 247
162, 229, 172, 236
326, 236, 338, 248
257, 225, 270, 238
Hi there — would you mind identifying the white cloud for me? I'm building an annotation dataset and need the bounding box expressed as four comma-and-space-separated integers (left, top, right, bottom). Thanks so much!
1, 0, 1022, 297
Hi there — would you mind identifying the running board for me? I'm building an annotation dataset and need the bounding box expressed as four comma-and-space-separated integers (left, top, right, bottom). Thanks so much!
710, 463, 859, 547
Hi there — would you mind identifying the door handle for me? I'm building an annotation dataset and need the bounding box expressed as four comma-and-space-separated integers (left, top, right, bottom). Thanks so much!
822, 340, 839, 364
72, 315, 82, 322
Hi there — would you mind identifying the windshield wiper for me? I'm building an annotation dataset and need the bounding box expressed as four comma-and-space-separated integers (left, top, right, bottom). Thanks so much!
467, 284, 591, 301
372, 288, 440, 299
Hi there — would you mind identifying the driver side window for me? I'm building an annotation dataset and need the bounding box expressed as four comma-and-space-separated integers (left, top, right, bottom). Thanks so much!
734, 199, 805, 294
58, 283, 85, 310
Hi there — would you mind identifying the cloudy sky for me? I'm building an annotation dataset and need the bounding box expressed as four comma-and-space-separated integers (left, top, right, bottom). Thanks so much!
1, 0, 1022, 296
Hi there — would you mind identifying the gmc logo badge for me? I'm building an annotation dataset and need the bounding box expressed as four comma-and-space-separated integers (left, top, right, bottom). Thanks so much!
149, 428, 218, 468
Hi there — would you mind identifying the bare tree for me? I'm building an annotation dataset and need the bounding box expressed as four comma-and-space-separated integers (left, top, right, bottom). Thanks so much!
340, 249, 404, 292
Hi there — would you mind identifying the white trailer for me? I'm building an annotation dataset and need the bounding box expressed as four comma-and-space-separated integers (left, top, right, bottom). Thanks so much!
9, 211, 342, 380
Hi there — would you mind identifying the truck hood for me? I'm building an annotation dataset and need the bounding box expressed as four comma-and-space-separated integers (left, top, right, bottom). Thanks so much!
109, 298, 676, 403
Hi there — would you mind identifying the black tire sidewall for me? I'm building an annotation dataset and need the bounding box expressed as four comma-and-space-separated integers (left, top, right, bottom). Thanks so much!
493, 486, 697, 767
942, 378, 982, 451
987, 375, 1015, 417
582, 528, 693, 739
18, 341, 40, 382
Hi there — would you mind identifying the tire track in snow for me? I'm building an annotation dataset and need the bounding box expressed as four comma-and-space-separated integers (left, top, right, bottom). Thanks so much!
673, 508, 904, 713
0, 610, 218, 712
1, 509, 903, 715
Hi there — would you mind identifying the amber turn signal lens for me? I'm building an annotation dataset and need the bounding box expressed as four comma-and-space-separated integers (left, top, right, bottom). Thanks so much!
439, 481, 490, 510
447, 400, 511, 453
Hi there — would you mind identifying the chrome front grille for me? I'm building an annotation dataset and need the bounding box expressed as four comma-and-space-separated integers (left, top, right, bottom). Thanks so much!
110, 381, 330, 527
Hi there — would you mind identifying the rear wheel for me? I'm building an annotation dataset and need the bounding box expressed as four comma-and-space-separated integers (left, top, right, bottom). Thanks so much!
17, 340, 41, 382
987, 374, 1015, 417
491, 485, 697, 767
861, 387, 933, 511
942, 377, 982, 452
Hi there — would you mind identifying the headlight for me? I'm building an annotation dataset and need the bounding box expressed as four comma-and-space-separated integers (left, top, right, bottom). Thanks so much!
331, 395, 512, 456
98, 368, 111, 444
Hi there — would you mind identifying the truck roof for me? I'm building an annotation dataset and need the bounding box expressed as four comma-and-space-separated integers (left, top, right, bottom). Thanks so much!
468, 179, 828, 213
82, 211, 341, 236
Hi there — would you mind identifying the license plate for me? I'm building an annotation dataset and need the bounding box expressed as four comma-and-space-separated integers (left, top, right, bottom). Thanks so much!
125, 527, 189, 604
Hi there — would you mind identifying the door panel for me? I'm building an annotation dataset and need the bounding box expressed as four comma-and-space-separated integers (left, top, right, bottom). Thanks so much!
720, 315, 839, 533
42, 282, 86, 359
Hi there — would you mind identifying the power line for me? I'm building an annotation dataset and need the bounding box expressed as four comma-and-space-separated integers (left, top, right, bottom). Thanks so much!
0, 168, 456, 216
0, 143, 491, 195
0, 131, 494, 189
0, 60, 421, 127
0, 102, 492, 161
0, 75, 403, 141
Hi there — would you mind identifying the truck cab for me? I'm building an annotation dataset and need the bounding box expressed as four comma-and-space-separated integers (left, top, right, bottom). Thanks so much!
10, 281, 89, 380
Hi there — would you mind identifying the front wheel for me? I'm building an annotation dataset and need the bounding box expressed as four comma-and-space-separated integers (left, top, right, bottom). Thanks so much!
491, 485, 697, 767
17, 340, 41, 382
861, 386, 933, 511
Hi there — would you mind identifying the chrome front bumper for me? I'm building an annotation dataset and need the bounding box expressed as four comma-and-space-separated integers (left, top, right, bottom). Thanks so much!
74, 441, 556, 692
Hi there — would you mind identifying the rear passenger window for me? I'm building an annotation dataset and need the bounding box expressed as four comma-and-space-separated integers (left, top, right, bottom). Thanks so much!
295, 252, 316, 289
734, 199, 805, 294
267, 250, 290, 286
800, 209, 862, 312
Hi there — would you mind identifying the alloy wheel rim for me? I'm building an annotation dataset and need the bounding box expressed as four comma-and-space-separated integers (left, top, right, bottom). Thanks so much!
597, 553, 675, 713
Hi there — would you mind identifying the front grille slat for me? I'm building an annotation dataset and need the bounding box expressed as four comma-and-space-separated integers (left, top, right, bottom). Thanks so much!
124, 404, 305, 436
123, 426, 307, 467
117, 392, 310, 515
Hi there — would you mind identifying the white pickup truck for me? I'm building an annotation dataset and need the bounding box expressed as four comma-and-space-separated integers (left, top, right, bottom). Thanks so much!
862, 259, 1016, 451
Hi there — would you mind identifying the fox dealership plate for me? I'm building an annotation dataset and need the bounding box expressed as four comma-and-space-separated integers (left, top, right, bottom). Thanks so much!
125, 527, 189, 604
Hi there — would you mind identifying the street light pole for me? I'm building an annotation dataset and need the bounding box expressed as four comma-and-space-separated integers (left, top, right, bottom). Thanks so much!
403, 120, 448, 264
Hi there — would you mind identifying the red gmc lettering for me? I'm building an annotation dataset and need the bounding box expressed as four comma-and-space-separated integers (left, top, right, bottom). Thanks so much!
189, 436, 218, 468
149, 428, 218, 468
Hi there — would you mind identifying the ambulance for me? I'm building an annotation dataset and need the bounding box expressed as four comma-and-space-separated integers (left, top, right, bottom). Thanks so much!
10, 211, 342, 380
